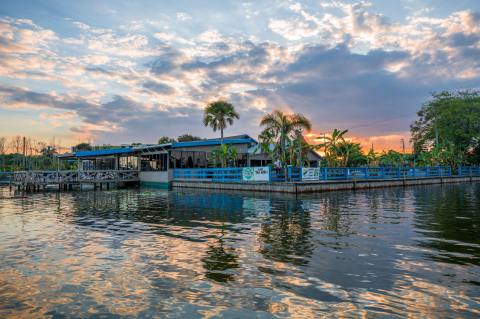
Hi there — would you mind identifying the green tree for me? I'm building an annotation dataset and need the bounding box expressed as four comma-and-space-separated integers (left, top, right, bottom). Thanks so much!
315, 129, 349, 167
411, 90, 480, 164
366, 146, 378, 166
210, 144, 238, 168
250, 129, 278, 165
158, 136, 176, 144
336, 141, 366, 167
260, 110, 312, 167
203, 100, 239, 145
177, 134, 202, 142
378, 150, 403, 166
72, 142, 92, 152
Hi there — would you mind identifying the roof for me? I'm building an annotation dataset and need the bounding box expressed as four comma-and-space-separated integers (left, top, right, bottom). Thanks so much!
75, 147, 136, 157
133, 143, 172, 153
172, 135, 257, 148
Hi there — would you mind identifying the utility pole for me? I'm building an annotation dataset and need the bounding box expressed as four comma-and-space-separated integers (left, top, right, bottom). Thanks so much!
22, 136, 26, 171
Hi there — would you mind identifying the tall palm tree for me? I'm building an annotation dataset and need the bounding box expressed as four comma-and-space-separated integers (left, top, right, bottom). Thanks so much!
260, 110, 312, 166
203, 100, 240, 145
315, 128, 348, 166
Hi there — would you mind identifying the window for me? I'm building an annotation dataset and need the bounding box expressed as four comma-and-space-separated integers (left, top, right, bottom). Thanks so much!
141, 153, 168, 171
119, 156, 139, 170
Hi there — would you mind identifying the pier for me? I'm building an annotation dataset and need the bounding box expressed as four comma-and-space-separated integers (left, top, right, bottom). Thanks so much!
11, 170, 139, 191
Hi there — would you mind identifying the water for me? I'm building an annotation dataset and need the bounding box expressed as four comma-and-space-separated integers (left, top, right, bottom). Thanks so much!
0, 184, 479, 318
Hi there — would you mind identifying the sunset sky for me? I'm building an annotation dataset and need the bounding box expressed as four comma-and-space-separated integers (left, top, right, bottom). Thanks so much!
1, 0, 479, 151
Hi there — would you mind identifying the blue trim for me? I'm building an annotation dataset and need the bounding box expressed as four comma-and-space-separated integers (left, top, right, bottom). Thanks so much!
172, 138, 256, 148
140, 181, 171, 189
75, 147, 135, 157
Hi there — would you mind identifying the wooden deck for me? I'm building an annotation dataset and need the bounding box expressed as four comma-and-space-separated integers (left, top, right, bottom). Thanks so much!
11, 170, 139, 191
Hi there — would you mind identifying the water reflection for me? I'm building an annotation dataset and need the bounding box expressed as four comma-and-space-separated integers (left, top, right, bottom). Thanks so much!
202, 228, 240, 282
0, 184, 480, 318
413, 185, 480, 266
258, 201, 313, 266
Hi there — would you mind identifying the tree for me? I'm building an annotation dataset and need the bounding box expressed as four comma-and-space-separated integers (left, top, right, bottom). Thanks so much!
411, 90, 480, 164
158, 136, 176, 144
379, 150, 403, 166
40, 145, 57, 158
203, 100, 239, 145
0, 137, 6, 171
9, 136, 22, 154
260, 110, 312, 167
315, 129, 349, 167
73, 143, 92, 152
210, 144, 238, 168
177, 134, 202, 142
336, 141, 366, 167
256, 129, 277, 163
366, 146, 378, 166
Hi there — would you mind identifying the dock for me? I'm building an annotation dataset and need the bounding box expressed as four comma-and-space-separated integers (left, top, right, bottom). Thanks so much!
10, 170, 139, 191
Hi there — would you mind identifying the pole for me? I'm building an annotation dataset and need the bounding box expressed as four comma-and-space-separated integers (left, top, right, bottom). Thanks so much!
22, 136, 26, 171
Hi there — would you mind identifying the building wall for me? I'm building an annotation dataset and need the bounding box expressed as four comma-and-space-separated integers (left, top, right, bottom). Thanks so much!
139, 171, 171, 188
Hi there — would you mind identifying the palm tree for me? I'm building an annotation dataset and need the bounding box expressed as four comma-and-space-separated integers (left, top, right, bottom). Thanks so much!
326, 129, 348, 148
211, 144, 238, 167
260, 110, 312, 167
203, 100, 239, 145
315, 128, 349, 167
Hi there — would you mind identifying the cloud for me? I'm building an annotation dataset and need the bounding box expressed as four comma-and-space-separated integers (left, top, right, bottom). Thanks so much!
142, 80, 175, 95
176, 12, 192, 21
1, 3, 480, 147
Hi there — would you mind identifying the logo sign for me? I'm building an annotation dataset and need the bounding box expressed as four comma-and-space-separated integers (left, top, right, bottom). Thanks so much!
302, 167, 320, 181
243, 166, 270, 181
242, 167, 255, 181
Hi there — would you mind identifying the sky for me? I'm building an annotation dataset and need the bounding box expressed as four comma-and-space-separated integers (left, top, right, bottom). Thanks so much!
0, 0, 479, 151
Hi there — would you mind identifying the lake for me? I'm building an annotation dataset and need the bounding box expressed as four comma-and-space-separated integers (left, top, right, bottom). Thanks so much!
0, 184, 479, 318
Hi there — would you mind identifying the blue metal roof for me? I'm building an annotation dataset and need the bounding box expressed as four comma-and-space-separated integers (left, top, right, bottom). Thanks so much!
75, 147, 136, 157
172, 137, 256, 148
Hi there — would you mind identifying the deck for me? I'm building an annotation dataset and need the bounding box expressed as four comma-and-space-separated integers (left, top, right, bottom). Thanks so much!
11, 170, 139, 191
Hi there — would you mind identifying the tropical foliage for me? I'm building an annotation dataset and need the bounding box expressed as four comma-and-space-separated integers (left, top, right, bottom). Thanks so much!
203, 100, 239, 144
210, 144, 238, 168
411, 90, 480, 165
259, 110, 312, 167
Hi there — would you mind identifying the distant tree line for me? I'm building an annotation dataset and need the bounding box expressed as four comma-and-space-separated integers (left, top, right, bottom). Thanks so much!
0, 135, 67, 171
157, 134, 204, 144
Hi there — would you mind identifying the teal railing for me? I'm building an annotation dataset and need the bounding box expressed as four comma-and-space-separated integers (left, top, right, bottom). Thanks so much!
458, 166, 480, 176
172, 165, 466, 182
0, 172, 13, 184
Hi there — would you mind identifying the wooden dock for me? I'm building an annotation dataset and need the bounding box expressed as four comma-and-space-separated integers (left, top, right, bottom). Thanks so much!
11, 170, 139, 191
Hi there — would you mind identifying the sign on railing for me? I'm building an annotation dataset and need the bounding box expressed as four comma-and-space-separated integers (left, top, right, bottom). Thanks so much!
302, 167, 320, 181
242, 167, 270, 181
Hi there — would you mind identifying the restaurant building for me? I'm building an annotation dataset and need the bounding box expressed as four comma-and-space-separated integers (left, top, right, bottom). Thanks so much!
67, 134, 322, 187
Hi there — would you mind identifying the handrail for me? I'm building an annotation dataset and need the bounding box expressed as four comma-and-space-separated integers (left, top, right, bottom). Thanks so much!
12, 170, 139, 184
172, 165, 467, 182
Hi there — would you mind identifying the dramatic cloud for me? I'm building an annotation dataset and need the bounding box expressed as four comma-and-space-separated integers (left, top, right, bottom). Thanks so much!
0, 1, 479, 149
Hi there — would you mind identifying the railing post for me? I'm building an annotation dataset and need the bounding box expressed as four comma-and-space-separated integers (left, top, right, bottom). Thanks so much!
324, 167, 328, 181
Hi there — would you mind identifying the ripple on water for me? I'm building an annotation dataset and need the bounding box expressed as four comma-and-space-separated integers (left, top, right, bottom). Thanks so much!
0, 184, 480, 318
